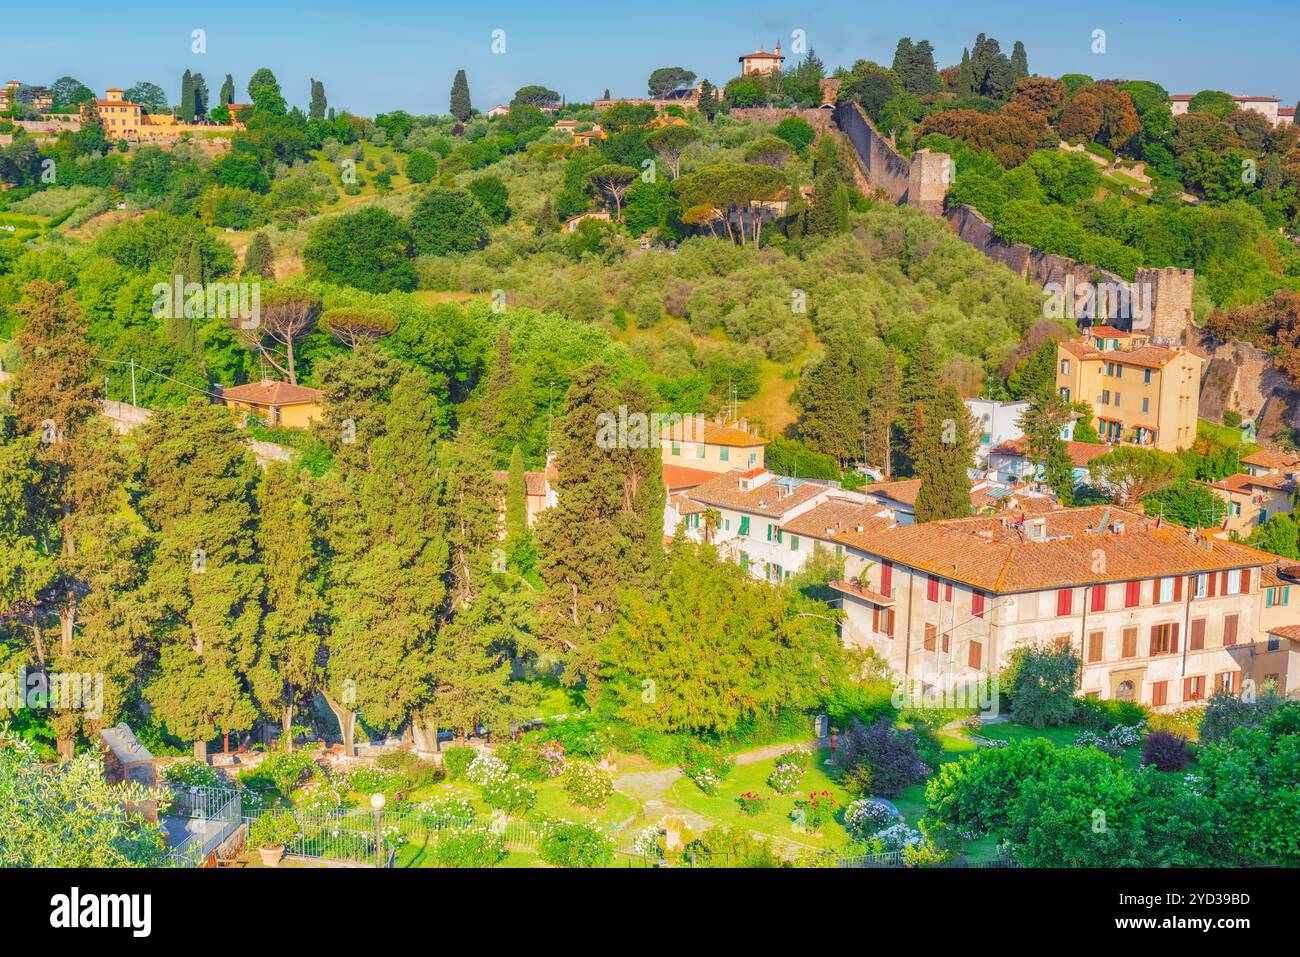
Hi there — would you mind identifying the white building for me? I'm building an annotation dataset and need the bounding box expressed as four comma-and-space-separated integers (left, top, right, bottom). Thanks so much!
965, 398, 1029, 465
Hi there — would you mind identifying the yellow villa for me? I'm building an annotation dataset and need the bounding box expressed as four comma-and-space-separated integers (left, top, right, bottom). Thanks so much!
1056, 326, 1202, 452
221, 379, 324, 429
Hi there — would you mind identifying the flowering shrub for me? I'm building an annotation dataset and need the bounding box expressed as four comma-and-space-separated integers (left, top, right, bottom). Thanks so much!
417, 794, 477, 828
250, 811, 301, 849
562, 760, 614, 809
790, 791, 840, 833
631, 824, 665, 858
535, 739, 567, 778
467, 752, 536, 814
862, 821, 925, 854
162, 760, 224, 790
1141, 730, 1192, 771
465, 751, 508, 786
434, 829, 505, 868
837, 717, 930, 798
537, 819, 614, 868
767, 760, 805, 795
843, 798, 899, 840
680, 741, 733, 795
774, 745, 811, 771
736, 792, 768, 816
296, 779, 346, 812
346, 766, 406, 796
1074, 723, 1143, 757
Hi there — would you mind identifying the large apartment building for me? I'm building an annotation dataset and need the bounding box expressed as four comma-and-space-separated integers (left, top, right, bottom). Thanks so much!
827, 506, 1286, 708
1056, 327, 1202, 452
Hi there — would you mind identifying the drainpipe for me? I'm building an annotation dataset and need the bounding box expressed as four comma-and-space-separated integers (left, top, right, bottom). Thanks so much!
902, 565, 916, 680
1078, 586, 1089, 691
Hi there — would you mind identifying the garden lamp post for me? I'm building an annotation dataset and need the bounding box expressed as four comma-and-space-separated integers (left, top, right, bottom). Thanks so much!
371, 792, 386, 867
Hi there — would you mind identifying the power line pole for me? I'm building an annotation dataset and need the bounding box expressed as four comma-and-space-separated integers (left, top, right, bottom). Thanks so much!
129, 358, 137, 406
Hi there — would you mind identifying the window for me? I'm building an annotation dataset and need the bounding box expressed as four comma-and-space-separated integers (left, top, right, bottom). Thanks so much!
1149, 622, 1179, 655
873, 607, 896, 637
1190, 618, 1206, 651
719, 447, 729, 462
1121, 627, 1138, 659
1116, 680, 1136, 702
941, 632, 951, 654
1216, 672, 1237, 694
1266, 585, 1291, 608
1143, 369, 1152, 384
1060, 359, 1070, 375
766, 524, 773, 542
671, 441, 681, 456
1056, 588, 1073, 616
1124, 580, 1141, 608
923, 623, 937, 652
968, 640, 982, 669
1090, 585, 1106, 612
738, 516, 750, 537
789, 535, 798, 552
1141, 397, 1150, 414
1151, 680, 1169, 707
1101, 389, 1111, 404
927, 575, 939, 602
1226, 569, 1242, 595
944, 582, 953, 602
1194, 573, 1208, 599
1158, 577, 1174, 604
1087, 630, 1104, 663
880, 562, 893, 598
1183, 676, 1205, 702
971, 589, 985, 619
695, 443, 706, 459
748, 452, 757, 466
1223, 613, 1239, 647
1113, 392, 1121, 406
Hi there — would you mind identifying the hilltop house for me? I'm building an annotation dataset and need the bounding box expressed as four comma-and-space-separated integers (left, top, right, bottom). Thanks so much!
739, 42, 785, 77
828, 506, 1284, 708
220, 379, 324, 429
1056, 326, 1202, 452
1170, 94, 1294, 127
660, 416, 768, 475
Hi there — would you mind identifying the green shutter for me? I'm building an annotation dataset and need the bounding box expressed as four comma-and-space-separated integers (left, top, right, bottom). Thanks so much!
789, 535, 799, 551
720, 447, 729, 461
766, 524, 772, 542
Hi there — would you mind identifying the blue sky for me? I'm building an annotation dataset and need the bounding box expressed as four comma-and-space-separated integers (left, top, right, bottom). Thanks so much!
2, 0, 1294, 115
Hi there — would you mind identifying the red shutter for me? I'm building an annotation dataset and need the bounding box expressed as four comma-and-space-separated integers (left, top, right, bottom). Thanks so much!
1220, 571, 1229, 595
880, 561, 892, 598
927, 576, 939, 602
872, 607, 880, 633
1183, 677, 1195, 701
1241, 568, 1251, 593
968, 640, 982, 669
1125, 581, 1141, 607
972, 590, 985, 618
1149, 625, 1160, 656
1170, 622, 1180, 654
1224, 614, 1238, 646
1090, 585, 1106, 612
1173, 575, 1183, 602
1208, 572, 1218, 597
1190, 618, 1206, 650
1057, 589, 1073, 616
886, 609, 895, 638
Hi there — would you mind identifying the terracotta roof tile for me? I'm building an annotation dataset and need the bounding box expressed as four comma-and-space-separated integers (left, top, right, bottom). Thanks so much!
1241, 448, 1300, 471
662, 463, 718, 491
863, 478, 923, 507
834, 506, 1273, 594
221, 380, 323, 406
780, 499, 893, 541
687, 470, 829, 518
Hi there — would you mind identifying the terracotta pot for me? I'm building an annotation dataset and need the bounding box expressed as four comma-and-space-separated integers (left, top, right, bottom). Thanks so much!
259, 845, 285, 866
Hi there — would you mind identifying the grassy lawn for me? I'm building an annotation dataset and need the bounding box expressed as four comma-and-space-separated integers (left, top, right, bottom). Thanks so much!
667, 747, 853, 852
1198, 417, 1258, 451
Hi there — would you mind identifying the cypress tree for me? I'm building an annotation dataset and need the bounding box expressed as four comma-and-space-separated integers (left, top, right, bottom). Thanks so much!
798, 348, 860, 467
309, 79, 327, 120
137, 401, 265, 760
697, 79, 718, 120
864, 348, 901, 479
1011, 41, 1029, 82
914, 385, 975, 522
505, 443, 528, 546
219, 73, 235, 105
242, 231, 275, 279
449, 69, 472, 121
251, 463, 326, 743
179, 69, 194, 121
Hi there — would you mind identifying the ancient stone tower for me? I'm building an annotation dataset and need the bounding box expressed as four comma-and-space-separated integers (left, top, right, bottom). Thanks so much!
907, 149, 952, 216
1136, 266, 1195, 345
